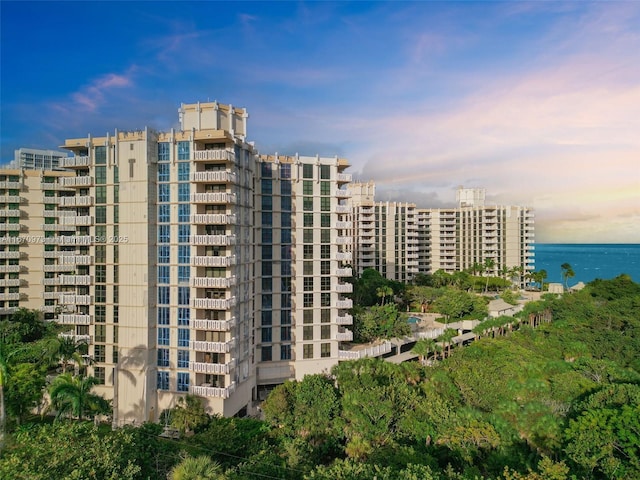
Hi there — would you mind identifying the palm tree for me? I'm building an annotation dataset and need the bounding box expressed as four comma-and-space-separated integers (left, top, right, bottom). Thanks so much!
376, 285, 393, 305
561, 263, 575, 290
483, 258, 496, 293
48, 373, 110, 421
50, 336, 89, 374
0, 339, 26, 452
437, 329, 458, 358
411, 338, 435, 365
168, 455, 228, 480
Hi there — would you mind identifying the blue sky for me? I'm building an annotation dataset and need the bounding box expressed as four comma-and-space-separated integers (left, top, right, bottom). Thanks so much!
2, 1, 639, 243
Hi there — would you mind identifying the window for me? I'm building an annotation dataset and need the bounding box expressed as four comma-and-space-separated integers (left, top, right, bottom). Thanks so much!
95, 206, 107, 224
177, 307, 190, 326
158, 348, 169, 367
281, 196, 291, 211
303, 197, 313, 212
95, 324, 106, 343
158, 163, 170, 182
158, 266, 169, 284
158, 184, 170, 202
177, 350, 189, 369
261, 310, 272, 326
94, 367, 105, 385
262, 245, 272, 260
321, 293, 331, 307
303, 310, 313, 324
158, 225, 170, 243
95, 285, 106, 303
177, 372, 189, 392
158, 245, 170, 263
281, 293, 291, 308
178, 225, 190, 243
262, 228, 272, 244
178, 162, 190, 181
95, 146, 107, 165
303, 344, 314, 359
304, 261, 313, 275
303, 293, 314, 308
320, 164, 330, 179
321, 343, 331, 358
261, 179, 272, 194
95, 265, 106, 283
94, 344, 106, 363
303, 181, 313, 195
321, 309, 331, 323
281, 326, 291, 341
304, 277, 314, 291
158, 204, 170, 222
321, 325, 331, 339
158, 287, 170, 305
158, 142, 170, 162
261, 346, 272, 362
261, 327, 272, 343
321, 277, 331, 291
95, 305, 106, 323
177, 142, 190, 161
303, 245, 313, 259
321, 197, 330, 212
95, 166, 107, 184
157, 371, 169, 390
321, 245, 330, 259
178, 245, 190, 263
178, 204, 190, 222
177, 328, 190, 347
158, 327, 170, 346
176, 184, 189, 204
261, 212, 272, 226
321, 229, 330, 243
261, 162, 272, 178
178, 266, 190, 283
262, 294, 272, 309
158, 307, 170, 325
261, 196, 272, 211
303, 164, 313, 179
281, 229, 291, 243
96, 186, 107, 204
321, 261, 330, 275
303, 229, 314, 243
303, 326, 313, 340
262, 262, 272, 276
262, 277, 272, 293
320, 181, 330, 196
280, 344, 292, 360
178, 287, 190, 306
280, 164, 291, 179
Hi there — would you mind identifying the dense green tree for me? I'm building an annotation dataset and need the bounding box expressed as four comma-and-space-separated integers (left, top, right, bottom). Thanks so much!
48, 373, 110, 421
169, 394, 210, 434
352, 303, 410, 343
432, 289, 487, 321
4, 362, 46, 424
560, 263, 575, 290
48, 335, 89, 374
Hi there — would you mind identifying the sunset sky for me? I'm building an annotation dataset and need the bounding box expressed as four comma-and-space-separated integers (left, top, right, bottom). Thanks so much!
2, 1, 638, 243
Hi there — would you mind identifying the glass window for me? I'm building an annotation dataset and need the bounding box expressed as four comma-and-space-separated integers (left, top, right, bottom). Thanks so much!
281, 180, 291, 195
178, 224, 190, 243
303, 181, 313, 195
178, 245, 190, 263
158, 184, 170, 203
303, 213, 314, 227
177, 328, 190, 347
280, 344, 291, 360
158, 225, 170, 243
178, 287, 190, 306
178, 162, 190, 181
95, 285, 106, 303
303, 164, 313, 179
158, 327, 170, 346
158, 163, 170, 182
321, 343, 331, 358
178, 204, 190, 222
158, 245, 170, 263
321, 293, 331, 307
281, 293, 291, 308
158, 307, 170, 325
303, 326, 313, 340
262, 212, 272, 226
158, 204, 170, 222
261, 179, 272, 194
95, 324, 106, 343
304, 229, 314, 243
95, 206, 107, 224
321, 277, 331, 291
281, 196, 291, 211
304, 277, 314, 291
303, 344, 314, 359
303, 197, 313, 212
178, 266, 190, 283
320, 164, 330, 179
261, 162, 272, 178
321, 309, 330, 323
157, 371, 169, 390
281, 229, 291, 244
177, 350, 189, 369
177, 142, 190, 161
95, 305, 106, 323
320, 181, 330, 196
158, 348, 169, 367
261, 327, 272, 343
158, 287, 170, 305
321, 229, 330, 243
94, 367, 105, 385
96, 186, 107, 204
321, 197, 330, 211
281, 310, 291, 325
95, 146, 107, 165
280, 164, 291, 179
178, 183, 190, 202
303, 293, 313, 308
281, 326, 291, 341
177, 372, 189, 392
321, 261, 330, 275
178, 307, 190, 326
261, 310, 272, 326
262, 228, 272, 244
321, 214, 330, 228
261, 346, 272, 362
95, 265, 106, 283
321, 245, 330, 259
95, 166, 107, 185
158, 142, 170, 162
303, 245, 313, 259
158, 266, 170, 284
321, 325, 331, 339
261, 196, 272, 211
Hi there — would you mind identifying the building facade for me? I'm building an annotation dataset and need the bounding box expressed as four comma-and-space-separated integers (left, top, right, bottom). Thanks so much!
8, 148, 68, 170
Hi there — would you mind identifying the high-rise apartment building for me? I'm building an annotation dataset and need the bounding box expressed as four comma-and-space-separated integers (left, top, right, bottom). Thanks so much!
8, 148, 68, 170
1, 101, 358, 422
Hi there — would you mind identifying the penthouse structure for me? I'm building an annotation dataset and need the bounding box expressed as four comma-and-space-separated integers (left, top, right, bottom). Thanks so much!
1, 101, 357, 423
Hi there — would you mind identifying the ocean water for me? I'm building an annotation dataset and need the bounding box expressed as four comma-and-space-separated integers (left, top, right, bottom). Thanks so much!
534, 244, 640, 285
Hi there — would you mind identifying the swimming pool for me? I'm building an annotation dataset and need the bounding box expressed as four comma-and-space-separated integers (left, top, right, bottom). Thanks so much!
407, 316, 421, 324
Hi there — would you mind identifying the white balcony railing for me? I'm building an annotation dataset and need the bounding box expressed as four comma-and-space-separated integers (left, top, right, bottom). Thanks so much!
58, 294, 92, 305
189, 382, 236, 399
335, 205, 351, 214
335, 330, 353, 342
190, 339, 235, 353
58, 176, 93, 187
0, 209, 21, 217
335, 252, 352, 262
190, 171, 237, 183
57, 274, 92, 285
190, 214, 236, 225
191, 255, 236, 267
58, 255, 93, 266
335, 314, 353, 325
58, 196, 94, 207
190, 276, 237, 288
57, 314, 92, 325
190, 235, 236, 246
335, 283, 353, 293
335, 236, 352, 245
58, 156, 90, 168
336, 267, 353, 277
336, 173, 352, 182
0, 181, 22, 189
192, 150, 235, 162
193, 318, 236, 331
190, 192, 236, 204
338, 341, 392, 360
189, 359, 236, 375
335, 221, 352, 229
336, 299, 353, 309
335, 189, 351, 198
192, 297, 237, 310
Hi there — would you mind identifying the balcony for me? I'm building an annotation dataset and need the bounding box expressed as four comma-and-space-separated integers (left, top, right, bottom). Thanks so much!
58, 156, 90, 168
58, 332, 92, 344
335, 236, 352, 245
57, 314, 92, 325
191, 192, 236, 204
335, 205, 351, 214
193, 318, 236, 331
190, 339, 235, 353
58, 196, 94, 207
335, 283, 353, 293
338, 341, 392, 360
49, 235, 93, 246
0, 237, 22, 245
335, 252, 352, 262
0, 279, 22, 287
189, 359, 236, 375
0, 293, 24, 301
190, 171, 237, 183
0, 251, 22, 260
0, 209, 21, 217
0, 307, 19, 315
59, 215, 94, 226
191, 276, 237, 288
192, 297, 237, 310
43, 196, 59, 204
58, 176, 93, 188
58, 294, 92, 305
191, 255, 236, 267
335, 189, 351, 198
40, 182, 73, 191
335, 221, 352, 229
192, 150, 235, 162
335, 330, 353, 342
43, 224, 75, 232
57, 274, 92, 285
336, 314, 353, 325
0, 265, 22, 273
190, 214, 236, 225
189, 382, 236, 399
336, 173, 352, 183
43, 292, 59, 300
58, 255, 93, 266
0, 196, 24, 204
43, 264, 75, 273
336, 267, 352, 277
190, 235, 236, 246
336, 299, 353, 309
0, 181, 22, 189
